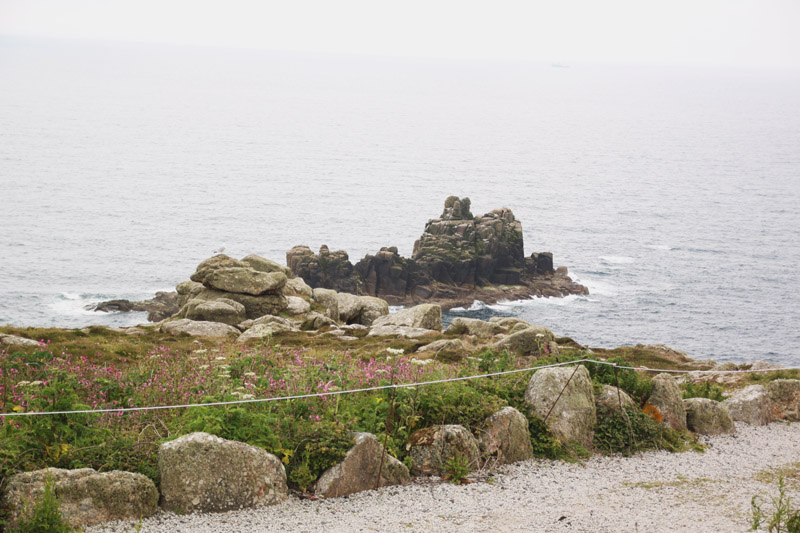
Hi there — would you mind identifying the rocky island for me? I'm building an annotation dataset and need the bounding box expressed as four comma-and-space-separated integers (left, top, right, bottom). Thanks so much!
92, 196, 587, 321
286, 196, 587, 308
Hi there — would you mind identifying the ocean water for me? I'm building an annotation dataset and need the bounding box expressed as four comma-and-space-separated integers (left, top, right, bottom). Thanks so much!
1, 37, 799, 365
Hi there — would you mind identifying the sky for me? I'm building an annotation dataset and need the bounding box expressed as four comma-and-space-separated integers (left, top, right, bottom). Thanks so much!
1, 0, 799, 68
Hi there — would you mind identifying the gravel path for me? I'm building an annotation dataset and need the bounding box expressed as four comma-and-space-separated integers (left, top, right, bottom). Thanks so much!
90, 422, 800, 533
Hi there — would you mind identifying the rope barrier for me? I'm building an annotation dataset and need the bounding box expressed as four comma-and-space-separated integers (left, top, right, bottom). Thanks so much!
1, 357, 793, 418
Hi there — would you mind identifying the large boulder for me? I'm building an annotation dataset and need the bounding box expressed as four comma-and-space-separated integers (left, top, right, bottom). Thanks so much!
285, 277, 313, 299
367, 325, 439, 339
159, 432, 287, 514
371, 304, 442, 331
595, 385, 636, 412
176, 280, 204, 307
337, 293, 389, 326
2, 468, 158, 529
160, 319, 240, 338
446, 317, 504, 338
183, 298, 246, 326
767, 379, 800, 421
407, 425, 481, 477
237, 316, 300, 343
684, 398, 735, 435
312, 288, 340, 322
723, 385, 771, 426
285, 296, 311, 316
314, 433, 410, 498
189, 288, 288, 319
0, 334, 40, 347
240, 254, 292, 278
190, 254, 246, 283
647, 373, 687, 431
493, 326, 556, 357
301, 311, 337, 331
203, 267, 287, 296
417, 338, 465, 353
478, 407, 533, 465
524, 365, 596, 445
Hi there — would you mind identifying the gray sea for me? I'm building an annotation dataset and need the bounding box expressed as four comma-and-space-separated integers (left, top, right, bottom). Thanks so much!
1, 37, 799, 365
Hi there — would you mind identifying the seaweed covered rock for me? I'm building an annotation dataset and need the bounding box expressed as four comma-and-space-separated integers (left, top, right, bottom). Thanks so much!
314, 433, 410, 498
159, 432, 287, 514
524, 365, 596, 446
3, 468, 158, 529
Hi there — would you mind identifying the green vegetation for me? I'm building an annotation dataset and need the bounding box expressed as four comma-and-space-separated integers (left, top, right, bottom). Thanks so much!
682, 381, 726, 402
10, 475, 72, 533
0, 326, 721, 507
751, 476, 800, 532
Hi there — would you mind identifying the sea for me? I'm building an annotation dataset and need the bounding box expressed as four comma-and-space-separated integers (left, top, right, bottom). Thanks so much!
1, 37, 799, 365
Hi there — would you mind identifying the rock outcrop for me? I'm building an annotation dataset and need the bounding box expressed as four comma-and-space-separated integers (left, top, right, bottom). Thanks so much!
288, 197, 588, 308
159, 432, 287, 514
524, 365, 596, 446
2, 468, 158, 529
314, 433, 410, 498
407, 425, 481, 477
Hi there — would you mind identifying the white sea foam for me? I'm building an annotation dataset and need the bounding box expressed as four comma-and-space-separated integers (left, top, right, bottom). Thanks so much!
599, 255, 635, 264
644, 244, 673, 251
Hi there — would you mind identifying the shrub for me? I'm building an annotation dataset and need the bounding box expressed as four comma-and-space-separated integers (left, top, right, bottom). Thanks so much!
11, 475, 71, 533
682, 381, 725, 402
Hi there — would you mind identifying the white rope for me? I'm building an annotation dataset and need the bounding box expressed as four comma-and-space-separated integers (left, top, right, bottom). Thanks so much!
1, 357, 793, 418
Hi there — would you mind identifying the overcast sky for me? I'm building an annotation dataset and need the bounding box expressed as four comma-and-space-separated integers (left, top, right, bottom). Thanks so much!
1, 0, 799, 68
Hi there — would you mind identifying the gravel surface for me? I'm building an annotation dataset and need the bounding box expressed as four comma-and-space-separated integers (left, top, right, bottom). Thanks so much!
88, 422, 800, 533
